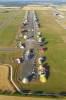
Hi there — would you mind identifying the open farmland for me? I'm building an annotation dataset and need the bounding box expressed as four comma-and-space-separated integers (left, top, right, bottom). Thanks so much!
58, 11, 66, 29
35, 10, 66, 93
0, 8, 25, 93
0, 8, 25, 47
0, 65, 15, 92
0, 5, 66, 97
15, 9, 66, 94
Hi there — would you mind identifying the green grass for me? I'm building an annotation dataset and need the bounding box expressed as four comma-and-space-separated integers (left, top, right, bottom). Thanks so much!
0, 9, 25, 47
19, 10, 66, 93
0, 8, 66, 94
0, 9, 25, 89
34, 10, 66, 93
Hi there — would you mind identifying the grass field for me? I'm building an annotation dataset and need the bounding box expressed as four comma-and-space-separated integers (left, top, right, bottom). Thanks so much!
8, 9, 66, 94
0, 9, 25, 47
35, 10, 66, 93
18, 9, 66, 93
0, 7, 66, 94
22, 5, 51, 10
0, 8, 25, 92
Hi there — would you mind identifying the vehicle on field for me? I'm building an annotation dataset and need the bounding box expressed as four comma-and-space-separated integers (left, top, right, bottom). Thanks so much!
22, 78, 29, 84
38, 57, 46, 64
24, 35, 28, 39
22, 29, 28, 33
25, 49, 34, 60
39, 73, 47, 83
16, 57, 24, 64
23, 20, 28, 26
19, 42, 25, 49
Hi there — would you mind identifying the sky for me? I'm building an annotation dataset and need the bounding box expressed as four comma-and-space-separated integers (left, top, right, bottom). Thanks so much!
0, 0, 66, 2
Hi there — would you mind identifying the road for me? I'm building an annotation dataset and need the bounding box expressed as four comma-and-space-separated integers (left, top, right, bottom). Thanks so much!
19, 11, 39, 81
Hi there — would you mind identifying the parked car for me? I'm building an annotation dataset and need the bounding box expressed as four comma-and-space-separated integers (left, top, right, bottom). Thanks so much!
22, 77, 29, 84
38, 37, 42, 43
23, 20, 28, 26
37, 32, 41, 36
22, 29, 28, 33
40, 73, 47, 83
25, 49, 34, 60
38, 57, 46, 64
24, 35, 27, 39
19, 42, 25, 49
16, 57, 24, 64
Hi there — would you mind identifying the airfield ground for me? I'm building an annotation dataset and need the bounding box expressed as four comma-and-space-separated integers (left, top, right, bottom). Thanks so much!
22, 5, 51, 10
0, 95, 58, 100
0, 8, 25, 47
0, 65, 15, 92
0, 5, 66, 96
36, 9, 66, 92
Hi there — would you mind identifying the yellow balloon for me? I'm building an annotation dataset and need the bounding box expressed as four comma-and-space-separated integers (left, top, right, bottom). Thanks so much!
40, 74, 47, 83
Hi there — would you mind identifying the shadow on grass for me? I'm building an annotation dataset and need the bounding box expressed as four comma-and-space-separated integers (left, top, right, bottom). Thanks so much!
43, 63, 50, 79
44, 47, 48, 51
39, 39, 48, 47
42, 56, 47, 63
44, 41, 48, 45
60, 91, 66, 96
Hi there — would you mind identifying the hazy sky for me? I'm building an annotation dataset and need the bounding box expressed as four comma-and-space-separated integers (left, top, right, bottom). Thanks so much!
0, 0, 66, 2
0, 0, 58, 1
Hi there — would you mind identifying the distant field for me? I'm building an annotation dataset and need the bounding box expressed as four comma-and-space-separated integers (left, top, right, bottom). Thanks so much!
22, 5, 51, 10
0, 9, 25, 47
53, 10, 66, 29
57, 5, 66, 11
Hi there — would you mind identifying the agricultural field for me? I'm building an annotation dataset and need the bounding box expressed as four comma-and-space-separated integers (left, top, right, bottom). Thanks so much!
0, 8, 25, 47
0, 8, 25, 93
0, 6, 66, 96
57, 5, 66, 11
11, 9, 66, 94
22, 5, 51, 10
35, 10, 66, 93
0, 65, 15, 92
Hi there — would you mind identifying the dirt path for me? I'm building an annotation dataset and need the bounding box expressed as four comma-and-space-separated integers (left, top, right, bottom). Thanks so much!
0, 95, 55, 100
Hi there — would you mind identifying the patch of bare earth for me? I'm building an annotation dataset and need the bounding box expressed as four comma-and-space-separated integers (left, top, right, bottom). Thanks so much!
22, 5, 51, 10
0, 95, 55, 100
0, 65, 15, 92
